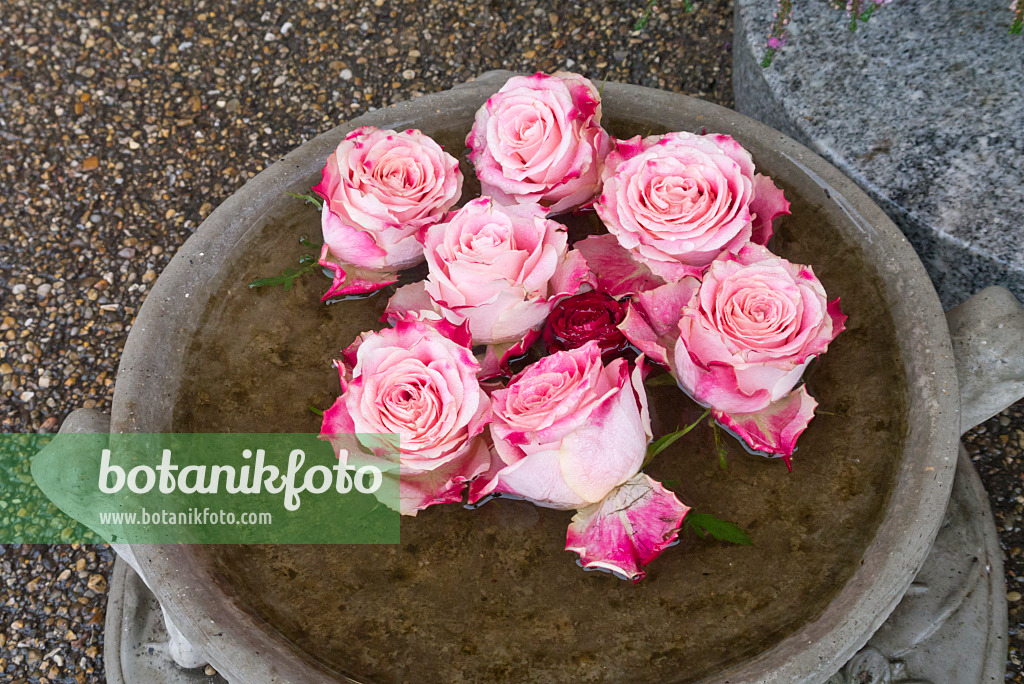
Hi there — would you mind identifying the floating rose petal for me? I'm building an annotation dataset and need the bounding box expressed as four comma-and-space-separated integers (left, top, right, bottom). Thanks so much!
318, 244, 398, 299
566, 473, 690, 584
712, 385, 819, 470
749, 173, 791, 245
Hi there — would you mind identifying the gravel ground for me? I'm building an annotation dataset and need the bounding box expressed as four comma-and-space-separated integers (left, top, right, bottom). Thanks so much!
0, 0, 1019, 682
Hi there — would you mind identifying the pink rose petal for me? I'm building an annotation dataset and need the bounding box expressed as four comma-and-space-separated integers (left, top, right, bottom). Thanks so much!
318, 244, 398, 298
749, 173, 791, 245
712, 385, 818, 470
565, 473, 690, 584
574, 234, 665, 297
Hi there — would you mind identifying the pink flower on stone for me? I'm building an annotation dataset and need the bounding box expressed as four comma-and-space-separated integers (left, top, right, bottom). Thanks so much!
312, 126, 463, 296
566, 473, 690, 584
467, 72, 613, 215
319, 319, 491, 516
384, 197, 593, 347
595, 131, 790, 281
471, 341, 651, 510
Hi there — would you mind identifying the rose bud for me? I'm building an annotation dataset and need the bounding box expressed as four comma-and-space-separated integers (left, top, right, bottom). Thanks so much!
542, 291, 630, 360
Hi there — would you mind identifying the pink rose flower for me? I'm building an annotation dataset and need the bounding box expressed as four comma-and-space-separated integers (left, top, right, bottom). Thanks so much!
319, 319, 491, 516
470, 341, 651, 510
672, 244, 845, 415
384, 197, 593, 348
617, 244, 845, 461
466, 72, 612, 215
595, 132, 790, 280
312, 126, 463, 297
566, 473, 690, 584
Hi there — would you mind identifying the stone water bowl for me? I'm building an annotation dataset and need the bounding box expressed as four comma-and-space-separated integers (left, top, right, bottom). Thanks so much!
103, 75, 969, 683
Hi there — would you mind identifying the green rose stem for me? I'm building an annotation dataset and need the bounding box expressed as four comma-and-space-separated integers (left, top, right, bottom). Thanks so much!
642, 407, 711, 468
710, 418, 728, 471
248, 236, 322, 291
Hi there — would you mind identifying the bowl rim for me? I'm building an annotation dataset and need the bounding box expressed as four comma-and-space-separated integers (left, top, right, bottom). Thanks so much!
113, 78, 960, 684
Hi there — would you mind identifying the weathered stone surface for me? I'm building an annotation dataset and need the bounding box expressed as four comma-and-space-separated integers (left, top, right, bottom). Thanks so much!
947, 286, 1024, 434
829, 447, 1007, 684
733, 0, 1024, 309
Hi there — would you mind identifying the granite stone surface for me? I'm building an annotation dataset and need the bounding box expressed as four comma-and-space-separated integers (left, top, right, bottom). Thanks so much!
733, 0, 1024, 309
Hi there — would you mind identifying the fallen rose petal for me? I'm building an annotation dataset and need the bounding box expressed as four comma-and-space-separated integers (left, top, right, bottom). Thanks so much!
565, 473, 690, 584
549, 248, 597, 299
635, 279, 701, 338
382, 280, 436, 324
318, 244, 398, 299
712, 385, 818, 468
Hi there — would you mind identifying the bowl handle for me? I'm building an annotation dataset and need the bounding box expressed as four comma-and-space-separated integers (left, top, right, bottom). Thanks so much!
50, 408, 213, 672
946, 286, 1024, 435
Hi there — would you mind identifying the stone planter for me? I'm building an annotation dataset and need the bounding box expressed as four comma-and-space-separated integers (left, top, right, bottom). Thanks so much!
60, 74, 1024, 683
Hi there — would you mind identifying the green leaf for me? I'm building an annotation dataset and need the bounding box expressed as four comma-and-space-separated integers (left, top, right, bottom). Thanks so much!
684, 0, 696, 11
287, 192, 324, 210
686, 513, 753, 545
643, 408, 710, 467
633, 0, 657, 30
644, 373, 678, 387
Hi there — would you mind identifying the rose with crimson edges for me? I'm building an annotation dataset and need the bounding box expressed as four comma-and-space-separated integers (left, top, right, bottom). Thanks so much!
542, 291, 630, 359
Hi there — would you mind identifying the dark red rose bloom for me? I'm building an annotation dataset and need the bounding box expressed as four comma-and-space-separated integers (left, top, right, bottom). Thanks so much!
543, 291, 630, 358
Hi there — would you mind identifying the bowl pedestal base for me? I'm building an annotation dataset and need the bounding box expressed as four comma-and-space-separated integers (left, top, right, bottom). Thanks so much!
102, 445, 1006, 684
